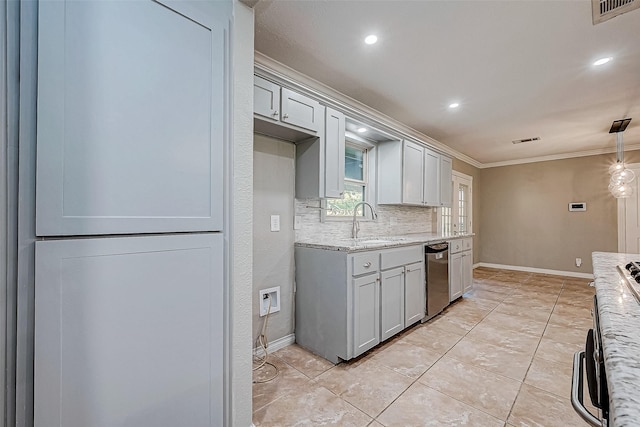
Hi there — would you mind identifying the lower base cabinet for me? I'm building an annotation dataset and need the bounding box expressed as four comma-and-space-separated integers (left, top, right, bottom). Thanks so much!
295, 244, 424, 363
353, 273, 380, 355
450, 238, 473, 301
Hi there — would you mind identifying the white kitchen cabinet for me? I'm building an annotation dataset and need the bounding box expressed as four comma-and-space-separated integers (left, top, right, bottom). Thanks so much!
378, 139, 453, 207
36, 0, 226, 236
254, 75, 280, 121
450, 252, 464, 301
323, 107, 346, 198
462, 249, 474, 294
449, 238, 473, 301
440, 155, 453, 207
402, 141, 425, 205
34, 234, 224, 427
253, 75, 322, 133
353, 273, 381, 356
380, 267, 405, 341
404, 261, 426, 325
295, 106, 345, 199
294, 244, 424, 363
423, 148, 440, 206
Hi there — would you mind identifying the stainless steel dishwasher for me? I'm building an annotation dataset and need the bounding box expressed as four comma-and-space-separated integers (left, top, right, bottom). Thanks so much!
423, 242, 449, 321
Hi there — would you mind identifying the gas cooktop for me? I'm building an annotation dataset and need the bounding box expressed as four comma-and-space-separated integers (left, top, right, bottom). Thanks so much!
617, 261, 640, 303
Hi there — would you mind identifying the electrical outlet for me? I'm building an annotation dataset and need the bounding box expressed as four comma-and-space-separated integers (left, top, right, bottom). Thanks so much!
576, 258, 582, 267
259, 286, 281, 316
294, 215, 301, 230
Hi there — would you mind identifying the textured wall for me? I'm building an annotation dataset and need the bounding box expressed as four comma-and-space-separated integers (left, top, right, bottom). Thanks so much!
252, 134, 296, 345
479, 153, 620, 274
295, 200, 434, 241
230, 2, 254, 425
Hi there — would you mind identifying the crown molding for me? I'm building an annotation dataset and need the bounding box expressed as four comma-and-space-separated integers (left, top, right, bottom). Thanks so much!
479, 144, 640, 168
254, 51, 483, 169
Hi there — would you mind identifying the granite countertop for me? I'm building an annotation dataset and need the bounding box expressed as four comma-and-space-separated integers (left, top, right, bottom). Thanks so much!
592, 252, 640, 427
295, 232, 473, 252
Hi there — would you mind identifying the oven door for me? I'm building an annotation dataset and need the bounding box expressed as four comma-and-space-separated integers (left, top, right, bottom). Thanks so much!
571, 326, 607, 426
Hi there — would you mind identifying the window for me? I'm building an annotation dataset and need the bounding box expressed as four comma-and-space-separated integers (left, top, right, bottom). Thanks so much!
326, 142, 370, 217
440, 172, 472, 234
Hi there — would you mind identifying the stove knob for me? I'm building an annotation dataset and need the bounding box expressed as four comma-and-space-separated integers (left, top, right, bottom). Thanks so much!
635, 275, 640, 284
626, 262, 634, 270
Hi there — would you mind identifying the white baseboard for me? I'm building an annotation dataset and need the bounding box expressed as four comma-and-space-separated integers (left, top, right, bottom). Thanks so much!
253, 333, 295, 358
476, 262, 594, 279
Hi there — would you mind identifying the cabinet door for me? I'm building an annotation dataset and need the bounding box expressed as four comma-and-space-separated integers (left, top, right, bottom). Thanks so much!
324, 107, 346, 198
440, 155, 453, 207
281, 88, 322, 132
36, 0, 226, 235
462, 250, 473, 294
404, 261, 425, 326
254, 75, 280, 121
380, 267, 405, 341
353, 274, 380, 357
423, 148, 440, 206
402, 141, 425, 205
34, 234, 223, 427
449, 252, 463, 301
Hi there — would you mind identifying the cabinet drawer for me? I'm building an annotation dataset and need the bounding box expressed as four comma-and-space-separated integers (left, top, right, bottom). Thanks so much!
352, 252, 379, 276
463, 238, 473, 251
380, 245, 423, 270
449, 239, 464, 254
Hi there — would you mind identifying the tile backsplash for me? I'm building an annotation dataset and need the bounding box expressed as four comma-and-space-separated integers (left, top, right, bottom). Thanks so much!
295, 199, 435, 241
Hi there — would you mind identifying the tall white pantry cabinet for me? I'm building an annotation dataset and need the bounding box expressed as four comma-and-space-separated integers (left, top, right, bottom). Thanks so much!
34, 1, 229, 426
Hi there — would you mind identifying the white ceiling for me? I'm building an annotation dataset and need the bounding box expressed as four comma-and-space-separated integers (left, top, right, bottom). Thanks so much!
254, 0, 640, 165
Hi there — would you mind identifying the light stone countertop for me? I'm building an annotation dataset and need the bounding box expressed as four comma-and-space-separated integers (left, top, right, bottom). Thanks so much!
592, 252, 640, 427
295, 232, 473, 253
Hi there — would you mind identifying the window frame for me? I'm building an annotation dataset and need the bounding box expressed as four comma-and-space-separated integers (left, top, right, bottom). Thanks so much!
322, 137, 377, 221
438, 171, 473, 235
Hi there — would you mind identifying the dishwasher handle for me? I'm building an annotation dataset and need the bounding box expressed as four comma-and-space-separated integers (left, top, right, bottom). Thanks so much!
425, 243, 448, 253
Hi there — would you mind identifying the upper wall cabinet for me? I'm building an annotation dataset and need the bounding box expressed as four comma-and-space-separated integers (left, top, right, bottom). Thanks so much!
36, 0, 227, 236
378, 140, 452, 207
296, 107, 345, 199
254, 75, 322, 135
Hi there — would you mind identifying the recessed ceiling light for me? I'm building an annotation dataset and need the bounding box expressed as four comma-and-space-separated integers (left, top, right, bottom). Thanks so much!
593, 57, 612, 66
357, 127, 367, 133
364, 35, 378, 45
449, 103, 460, 109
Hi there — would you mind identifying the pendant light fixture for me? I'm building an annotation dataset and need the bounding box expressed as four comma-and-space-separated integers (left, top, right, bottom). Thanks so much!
609, 118, 633, 198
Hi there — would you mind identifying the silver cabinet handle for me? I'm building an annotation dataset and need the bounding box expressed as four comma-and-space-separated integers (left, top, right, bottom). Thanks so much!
363, 262, 372, 268
283, 113, 289, 119
571, 351, 602, 427
271, 110, 279, 117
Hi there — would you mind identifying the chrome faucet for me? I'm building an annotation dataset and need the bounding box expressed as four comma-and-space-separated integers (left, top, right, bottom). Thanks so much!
352, 201, 378, 239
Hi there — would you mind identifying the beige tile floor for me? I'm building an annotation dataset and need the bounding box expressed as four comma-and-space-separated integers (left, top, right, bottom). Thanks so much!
253, 268, 597, 426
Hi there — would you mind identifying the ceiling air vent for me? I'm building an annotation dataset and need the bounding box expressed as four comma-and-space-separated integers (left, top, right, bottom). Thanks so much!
512, 137, 541, 145
592, 0, 640, 24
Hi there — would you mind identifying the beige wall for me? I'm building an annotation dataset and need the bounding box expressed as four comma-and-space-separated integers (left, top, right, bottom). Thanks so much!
477, 152, 630, 274
452, 158, 482, 264
253, 134, 296, 344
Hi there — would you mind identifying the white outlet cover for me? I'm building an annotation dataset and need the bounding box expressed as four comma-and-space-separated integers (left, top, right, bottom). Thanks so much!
294, 215, 301, 230
259, 286, 281, 316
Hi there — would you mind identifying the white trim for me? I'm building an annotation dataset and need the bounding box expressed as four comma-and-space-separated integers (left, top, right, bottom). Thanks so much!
480, 145, 640, 169
253, 333, 296, 358
476, 262, 594, 279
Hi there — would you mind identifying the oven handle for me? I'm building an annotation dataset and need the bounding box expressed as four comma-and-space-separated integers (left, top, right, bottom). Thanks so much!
572, 350, 603, 427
